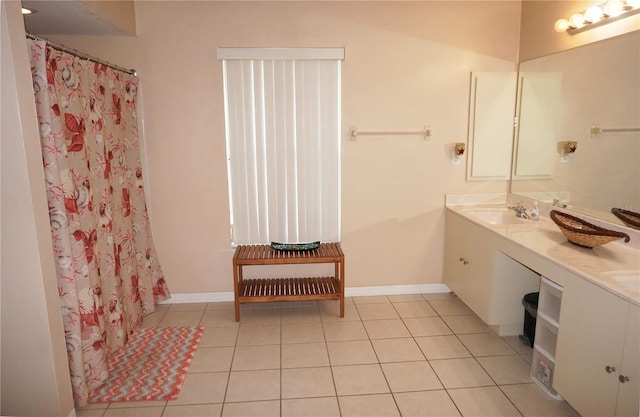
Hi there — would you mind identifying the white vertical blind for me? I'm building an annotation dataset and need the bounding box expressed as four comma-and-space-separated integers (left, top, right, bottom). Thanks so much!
221, 50, 342, 245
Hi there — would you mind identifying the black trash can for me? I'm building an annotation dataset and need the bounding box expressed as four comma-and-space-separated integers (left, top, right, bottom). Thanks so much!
519, 292, 539, 348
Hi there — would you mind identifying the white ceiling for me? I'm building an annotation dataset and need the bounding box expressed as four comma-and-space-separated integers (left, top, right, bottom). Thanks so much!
22, 1, 129, 35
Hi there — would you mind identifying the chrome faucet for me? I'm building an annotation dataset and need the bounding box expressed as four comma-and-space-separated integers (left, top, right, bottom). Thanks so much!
508, 202, 530, 219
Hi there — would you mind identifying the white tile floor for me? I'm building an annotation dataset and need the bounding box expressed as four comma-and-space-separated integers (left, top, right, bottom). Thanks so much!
77, 293, 581, 417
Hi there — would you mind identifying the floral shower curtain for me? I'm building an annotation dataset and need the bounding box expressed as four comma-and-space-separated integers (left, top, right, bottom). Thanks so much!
28, 40, 170, 407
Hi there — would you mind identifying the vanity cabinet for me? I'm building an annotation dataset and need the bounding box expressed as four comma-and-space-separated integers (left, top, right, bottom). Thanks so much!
444, 211, 540, 334
554, 275, 639, 417
444, 211, 494, 322
444, 204, 639, 414
616, 306, 639, 417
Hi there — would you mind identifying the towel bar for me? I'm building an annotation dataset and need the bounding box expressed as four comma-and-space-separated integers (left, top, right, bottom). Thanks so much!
350, 126, 431, 141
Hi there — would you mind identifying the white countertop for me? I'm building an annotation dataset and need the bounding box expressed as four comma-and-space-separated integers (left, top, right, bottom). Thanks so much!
447, 204, 640, 306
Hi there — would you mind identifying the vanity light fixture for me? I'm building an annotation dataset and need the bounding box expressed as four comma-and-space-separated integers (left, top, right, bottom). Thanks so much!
559, 140, 577, 163
554, 0, 640, 35
21, 6, 36, 14
452, 142, 465, 165
563, 141, 578, 154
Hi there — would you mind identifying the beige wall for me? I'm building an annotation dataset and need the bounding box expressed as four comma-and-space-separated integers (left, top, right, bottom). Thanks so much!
520, 0, 640, 61
46, 1, 521, 295
1, 2, 74, 416
84, 0, 137, 34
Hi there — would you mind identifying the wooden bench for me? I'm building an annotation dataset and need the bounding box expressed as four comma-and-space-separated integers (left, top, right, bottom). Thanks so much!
232, 242, 345, 321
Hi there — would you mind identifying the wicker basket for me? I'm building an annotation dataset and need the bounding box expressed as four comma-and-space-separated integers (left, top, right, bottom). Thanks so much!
611, 208, 640, 230
550, 210, 631, 248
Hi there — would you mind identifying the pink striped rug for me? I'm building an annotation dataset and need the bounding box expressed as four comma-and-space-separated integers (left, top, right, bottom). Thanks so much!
89, 326, 204, 403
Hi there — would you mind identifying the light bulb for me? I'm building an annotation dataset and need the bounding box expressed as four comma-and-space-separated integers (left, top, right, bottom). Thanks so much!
584, 6, 604, 22
554, 18, 571, 32
569, 13, 586, 28
604, 0, 624, 16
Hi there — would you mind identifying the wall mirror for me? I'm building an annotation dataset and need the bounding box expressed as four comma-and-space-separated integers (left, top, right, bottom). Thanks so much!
510, 30, 640, 225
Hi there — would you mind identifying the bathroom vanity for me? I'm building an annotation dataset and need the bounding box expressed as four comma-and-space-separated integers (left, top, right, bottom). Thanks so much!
444, 199, 639, 417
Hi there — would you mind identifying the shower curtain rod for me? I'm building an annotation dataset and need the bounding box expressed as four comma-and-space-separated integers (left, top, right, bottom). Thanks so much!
26, 32, 137, 76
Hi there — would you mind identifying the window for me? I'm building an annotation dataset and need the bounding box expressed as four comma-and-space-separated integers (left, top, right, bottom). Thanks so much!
218, 48, 343, 245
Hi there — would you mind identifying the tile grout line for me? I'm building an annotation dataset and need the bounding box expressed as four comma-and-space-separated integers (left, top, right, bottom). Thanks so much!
317, 301, 343, 417
209, 306, 235, 417
422, 296, 468, 417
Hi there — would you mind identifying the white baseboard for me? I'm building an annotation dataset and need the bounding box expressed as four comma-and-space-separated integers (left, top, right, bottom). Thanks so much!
345, 283, 450, 297
160, 291, 235, 304
161, 283, 451, 304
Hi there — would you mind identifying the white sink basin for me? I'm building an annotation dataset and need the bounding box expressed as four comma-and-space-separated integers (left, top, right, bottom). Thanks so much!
463, 208, 528, 225
603, 270, 640, 293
